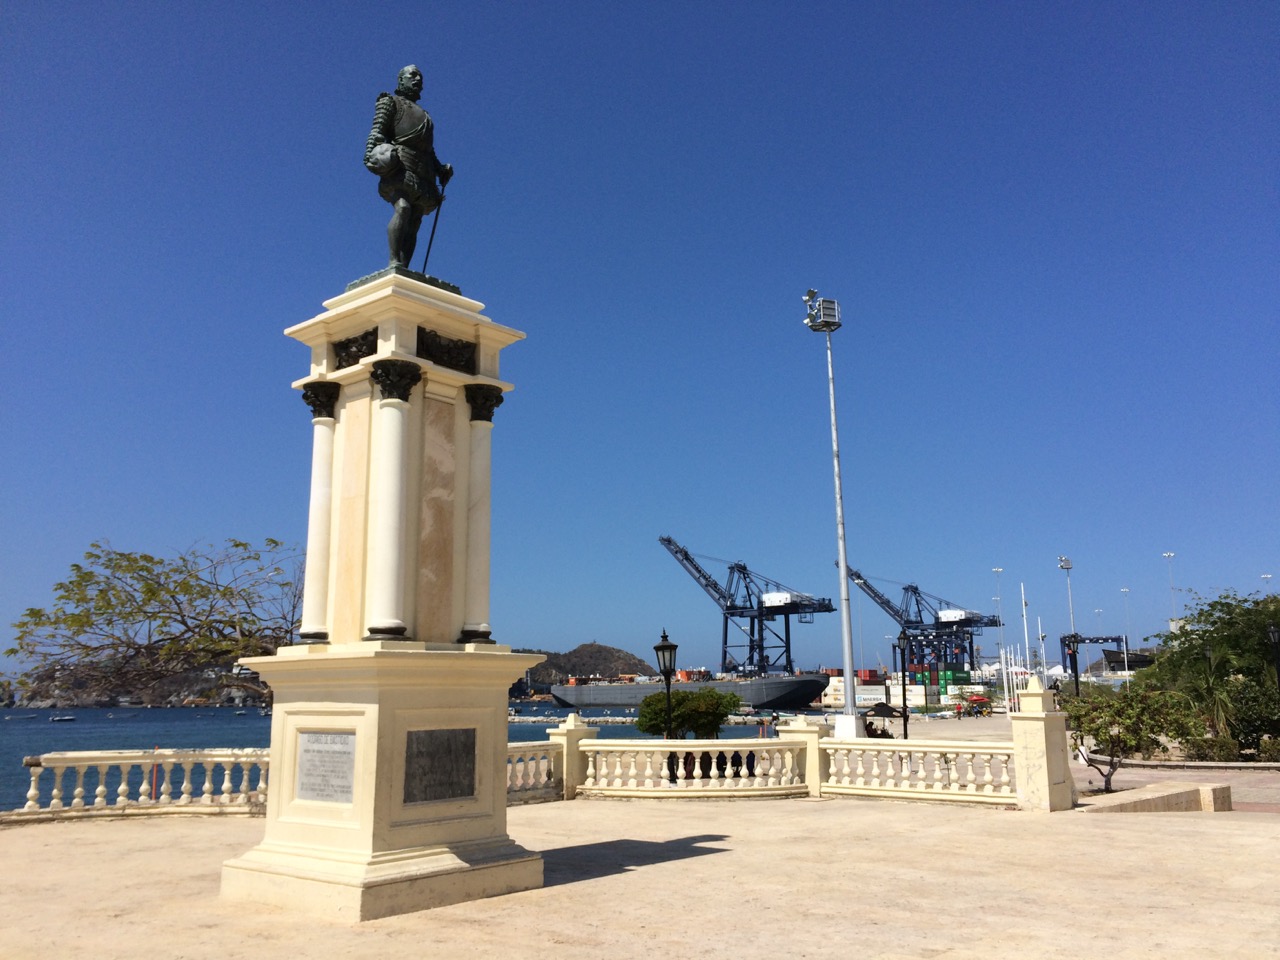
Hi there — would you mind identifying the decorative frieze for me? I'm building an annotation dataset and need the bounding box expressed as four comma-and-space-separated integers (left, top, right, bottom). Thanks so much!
464, 384, 504, 422
417, 327, 477, 375
370, 359, 423, 401
333, 328, 378, 369
300, 381, 341, 419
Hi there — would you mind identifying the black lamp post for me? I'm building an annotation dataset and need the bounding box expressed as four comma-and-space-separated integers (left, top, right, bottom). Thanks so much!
654, 630, 678, 740
896, 631, 910, 740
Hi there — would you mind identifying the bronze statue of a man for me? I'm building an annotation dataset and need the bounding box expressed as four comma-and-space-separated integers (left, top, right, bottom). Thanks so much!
364, 65, 453, 269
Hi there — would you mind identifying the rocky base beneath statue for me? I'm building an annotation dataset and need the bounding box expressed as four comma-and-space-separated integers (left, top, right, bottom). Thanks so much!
345, 265, 461, 295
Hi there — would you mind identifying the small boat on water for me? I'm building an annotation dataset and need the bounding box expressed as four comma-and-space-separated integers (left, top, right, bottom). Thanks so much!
49, 716, 76, 723
3, 714, 39, 721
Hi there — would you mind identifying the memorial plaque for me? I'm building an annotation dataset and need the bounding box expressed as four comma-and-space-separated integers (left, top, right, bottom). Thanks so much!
296, 731, 357, 803
404, 728, 476, 804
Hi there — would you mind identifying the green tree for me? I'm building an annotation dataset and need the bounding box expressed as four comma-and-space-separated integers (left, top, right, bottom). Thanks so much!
1062, 686, 1202, 792
1144, 591, 1280, 691
636, 687, 742, 739
1139, 590, 1280, 742
7, 539, 301, 705
1223, 676, 1280, 752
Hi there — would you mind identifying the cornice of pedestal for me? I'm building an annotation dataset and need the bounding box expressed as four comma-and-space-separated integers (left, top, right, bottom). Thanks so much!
291, 356, 512, 397
286, 276, 525, 386
238, 645, 546, 687
286, 273, 525, 362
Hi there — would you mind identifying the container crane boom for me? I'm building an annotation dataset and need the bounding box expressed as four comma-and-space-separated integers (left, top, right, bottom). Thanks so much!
845, 566, 1001, 670
660, 536, 833, 675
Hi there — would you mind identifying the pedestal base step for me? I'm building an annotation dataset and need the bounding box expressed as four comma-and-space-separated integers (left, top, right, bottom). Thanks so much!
222, 841, 543, 922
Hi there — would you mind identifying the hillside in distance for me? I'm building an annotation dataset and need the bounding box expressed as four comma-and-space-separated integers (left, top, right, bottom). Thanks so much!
516, 642, 653, 688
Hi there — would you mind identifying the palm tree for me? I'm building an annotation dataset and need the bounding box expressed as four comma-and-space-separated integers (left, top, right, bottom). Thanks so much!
1185, 645, 1235, 738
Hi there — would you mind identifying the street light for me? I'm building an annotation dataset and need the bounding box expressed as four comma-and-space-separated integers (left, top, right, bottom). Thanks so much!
1163, 552, 1177, 621
1120, 587, 1132, 687
1089, 609, 1104, 679
896, 631, 910, 740
1058, 557, 1079, 695
1263, 574, 1273, 593
653, 630, 678, 741
803, 288, 862, 736
992, 567, 1006, 653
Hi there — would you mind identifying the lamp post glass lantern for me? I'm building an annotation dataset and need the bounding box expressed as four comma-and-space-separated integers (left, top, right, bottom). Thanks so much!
654, 630, 678, 741
1058, 557, 1079, 695
803, 288, 861, 734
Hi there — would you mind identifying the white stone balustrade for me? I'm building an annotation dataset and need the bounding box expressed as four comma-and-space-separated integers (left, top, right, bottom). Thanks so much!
505, 742, 563, 804
576, 739, 809, 799
14, 749, 269, 817
820, 738, 1017, 805
7, 706, 1070, 817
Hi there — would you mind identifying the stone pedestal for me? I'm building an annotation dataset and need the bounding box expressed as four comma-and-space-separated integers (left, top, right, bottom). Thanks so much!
287, 270, 524, 646
222, 273, 542, 920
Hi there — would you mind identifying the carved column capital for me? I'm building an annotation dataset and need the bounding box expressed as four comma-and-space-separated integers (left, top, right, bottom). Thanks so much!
464, 384, 504, 422
301, 381, 341, 419
370, 359, 423, 401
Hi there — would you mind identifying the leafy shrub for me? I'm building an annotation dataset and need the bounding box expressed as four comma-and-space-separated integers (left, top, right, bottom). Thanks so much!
1061, 687, 1201, 791
1181, 736, 1240, 762
1258, 738, 1280, 763
636, 687, 742, 739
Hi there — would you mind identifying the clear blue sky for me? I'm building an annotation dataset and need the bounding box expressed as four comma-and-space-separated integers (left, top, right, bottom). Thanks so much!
2, 2, 1276, 678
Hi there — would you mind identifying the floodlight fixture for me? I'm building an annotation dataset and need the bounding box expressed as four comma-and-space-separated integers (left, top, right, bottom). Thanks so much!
804, 291, 842, 334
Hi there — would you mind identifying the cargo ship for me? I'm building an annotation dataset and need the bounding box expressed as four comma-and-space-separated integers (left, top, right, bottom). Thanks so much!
550, 671, 829, 711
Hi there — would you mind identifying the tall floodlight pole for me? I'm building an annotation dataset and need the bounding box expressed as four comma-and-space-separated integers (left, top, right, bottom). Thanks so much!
993, 567, 1006, 653
1058, 557, 1077, 634
803, 289, 861, 734
1120, 586, 1132, 688
1020, 581, 1033, 677
1058, 556, 1078, 695
1163, 552, 1177, 622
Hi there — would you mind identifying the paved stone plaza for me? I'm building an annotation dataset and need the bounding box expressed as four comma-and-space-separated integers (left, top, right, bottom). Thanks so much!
3, 721, 1279, 960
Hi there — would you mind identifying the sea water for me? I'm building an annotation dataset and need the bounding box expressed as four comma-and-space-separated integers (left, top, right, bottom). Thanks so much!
0, 704, 777, 812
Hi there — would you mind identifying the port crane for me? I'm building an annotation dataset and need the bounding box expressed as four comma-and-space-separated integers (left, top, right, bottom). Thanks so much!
659, 536, 834, 676
845, 568, 1001, 673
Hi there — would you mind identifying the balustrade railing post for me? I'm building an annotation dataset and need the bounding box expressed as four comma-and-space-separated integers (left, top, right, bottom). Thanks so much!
779, 716, 831, 797
1010, 677, 1076, 811
72, 766, 86, 808
23, 762, 43, 812
547, 714, 599, 800
49, 766, 64, 810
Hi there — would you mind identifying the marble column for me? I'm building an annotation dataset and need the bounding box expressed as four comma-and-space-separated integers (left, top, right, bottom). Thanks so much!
298, 382, 341, 642
366, 359, 422, 638
460, 384, 503, 643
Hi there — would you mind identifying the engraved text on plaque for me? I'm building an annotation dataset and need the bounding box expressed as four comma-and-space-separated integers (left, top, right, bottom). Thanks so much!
296, 731, 357, 803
